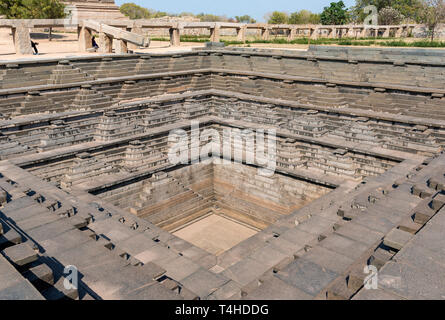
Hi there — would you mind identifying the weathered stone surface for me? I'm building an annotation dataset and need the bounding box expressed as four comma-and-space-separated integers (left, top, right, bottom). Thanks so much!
0, 45, 444, 300
2, 243, 38, 266
222, 257, 271, 287
383, 228, 413, 251
180, 268, 229, 298
302, 245, 354, 274
319, 233, 369, 260
23, 263, 54, 289
276, 258, 338, 297
246, 276, 313, 300
0, 279, 44, 300
353, 288, 405, 300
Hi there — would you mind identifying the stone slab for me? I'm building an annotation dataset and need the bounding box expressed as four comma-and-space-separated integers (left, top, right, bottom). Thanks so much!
302, 245, 355, 274
181, 268, 230, 299
383, 228, 413, 251
378, 261, 445, 299
245, 275, 313, 300
23, 263, 54, 289
276, 258, 338, 297
222, 257, 271, 287
0, 279, 44, 300
319, 233, 370, 260
207, 280, 242, 300
2, 243, 38, 266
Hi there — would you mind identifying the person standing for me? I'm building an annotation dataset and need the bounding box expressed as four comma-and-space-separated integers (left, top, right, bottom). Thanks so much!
92, 36, 99, 50
30, 40, 39, 55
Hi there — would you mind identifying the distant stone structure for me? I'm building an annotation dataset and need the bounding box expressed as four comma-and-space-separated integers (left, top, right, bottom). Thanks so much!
62, 0, 126, 21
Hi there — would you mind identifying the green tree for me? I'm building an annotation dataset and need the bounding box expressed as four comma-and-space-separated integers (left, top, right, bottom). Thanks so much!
288, 10, 321, 24
235, 15, 257, 23
267, 11, 289, 24
120, 3, 152, 19
320, 1, 349, 25
0, 0, 66, 40
419, 0, 445, 40
351, 0, 422, 23
196, 13, 229, 22
0, 0, 27, 18
0, 0, 65, 19
152, 11, 168, 18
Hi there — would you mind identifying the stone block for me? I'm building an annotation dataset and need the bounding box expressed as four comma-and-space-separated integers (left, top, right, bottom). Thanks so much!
383, 228, 413, 251
178, 286, 199, 300
412, 201, 435, 224
2, 243, 38, 267
222, 257, 271, 287
0, 227, 23, 248
161, 278, 179, 292
398, 218, 423, 234
326, 278, 354, 300
302, 245, 354, 274
207, 280, 242, 300
181, 268, 230, 299
368, 247, 394, 270
378, 261, 445, 299
0, 279, 44, 300
12, 24, 33, 55
432, 193, 445, 211
124, 282, 181, 300
276, 258, 338, 297
335, 222, 384, 246
0, 189, 7, 205
42, 277, 79, 300
139, 262, 166, 280
246, 275, 313, 300
23, 263, 54, 290
249, 244, 288, 270
134, 244, 178, 266
157, 256, 200, 282
320, 233, 369, 260
346, 266, 367, 292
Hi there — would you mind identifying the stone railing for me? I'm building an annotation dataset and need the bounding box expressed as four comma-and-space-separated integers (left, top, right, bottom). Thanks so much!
0, 18, 418, 55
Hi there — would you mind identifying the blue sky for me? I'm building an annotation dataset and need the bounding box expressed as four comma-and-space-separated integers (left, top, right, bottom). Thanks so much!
115, 0, 356, 22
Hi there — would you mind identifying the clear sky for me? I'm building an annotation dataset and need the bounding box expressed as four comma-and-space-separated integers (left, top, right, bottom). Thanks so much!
115, 0, 356, 22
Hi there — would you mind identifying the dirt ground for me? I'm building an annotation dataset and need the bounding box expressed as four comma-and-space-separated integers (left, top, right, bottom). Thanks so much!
0, 29, 207, 61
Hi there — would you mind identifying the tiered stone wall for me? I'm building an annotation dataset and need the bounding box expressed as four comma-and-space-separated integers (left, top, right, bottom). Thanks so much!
1, 46, 445, 300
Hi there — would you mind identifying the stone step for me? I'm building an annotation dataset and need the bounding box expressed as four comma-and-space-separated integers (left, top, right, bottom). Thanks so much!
2, 242, 38, 267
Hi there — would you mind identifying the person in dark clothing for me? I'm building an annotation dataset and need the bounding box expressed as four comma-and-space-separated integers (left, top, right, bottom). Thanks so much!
30, 40, 39, 55
92, 36, 99, 50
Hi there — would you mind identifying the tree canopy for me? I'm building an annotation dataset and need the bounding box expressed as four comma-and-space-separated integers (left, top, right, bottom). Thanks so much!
0, 0, 66, 19
120, 2, 168, 19
320, 1, 349, 25
120, 2, 151, 19
350, 0, 422, 22
288, 10, 321, 24
267, 11, 289, 24
235, 15, 256, 23
418, 0, 445, 39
